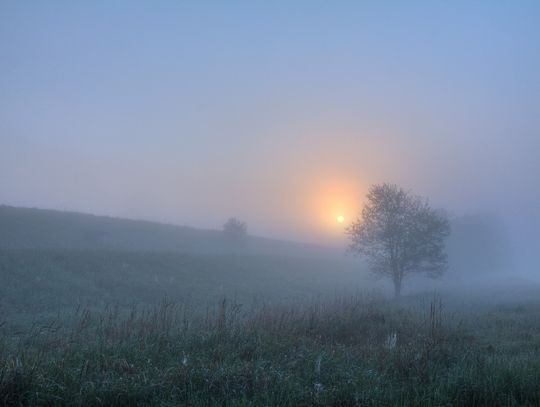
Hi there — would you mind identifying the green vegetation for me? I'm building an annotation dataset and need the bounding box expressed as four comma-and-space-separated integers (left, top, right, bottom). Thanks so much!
3, 295, 540, 406
347, 183, 450, 297
1, 206, 538, 405
0, 250, 367, 325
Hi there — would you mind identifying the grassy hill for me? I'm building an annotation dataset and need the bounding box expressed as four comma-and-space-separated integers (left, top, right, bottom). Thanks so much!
0, 205, 341, 258
0, 205, 371, 325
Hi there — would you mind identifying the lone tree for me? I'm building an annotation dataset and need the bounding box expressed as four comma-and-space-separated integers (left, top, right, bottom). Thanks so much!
347, 183, 450, 297
223, 217, 247, 240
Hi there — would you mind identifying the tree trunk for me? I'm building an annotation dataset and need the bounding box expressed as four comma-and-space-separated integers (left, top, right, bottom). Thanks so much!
393, 278, 402, 298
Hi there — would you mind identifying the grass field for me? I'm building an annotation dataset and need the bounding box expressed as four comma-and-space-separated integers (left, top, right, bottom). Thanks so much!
3, 292, 540, 406
1, 250, 540, 406
1, 208, 539, 405
0, 249, 370, 325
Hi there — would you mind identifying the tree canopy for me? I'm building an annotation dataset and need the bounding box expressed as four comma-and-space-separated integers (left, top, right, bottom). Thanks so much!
347, 183, 450, 297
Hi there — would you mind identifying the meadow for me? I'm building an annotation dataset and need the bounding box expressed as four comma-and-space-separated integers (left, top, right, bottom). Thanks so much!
3, 290, 540, 406
0, 249, 368, 325
2, 207, 539, 406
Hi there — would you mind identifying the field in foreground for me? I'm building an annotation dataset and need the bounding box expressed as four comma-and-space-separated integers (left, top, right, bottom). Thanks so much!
2, 294, 540, 406
0, 249, 371, 326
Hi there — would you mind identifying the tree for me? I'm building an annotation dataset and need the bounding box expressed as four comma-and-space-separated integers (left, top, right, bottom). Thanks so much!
446, 214, 511, 278
347, 183, 450, 297
223, 217, 247, 240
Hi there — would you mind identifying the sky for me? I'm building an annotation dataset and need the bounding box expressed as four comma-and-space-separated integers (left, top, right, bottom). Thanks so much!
1, 1, 539, 263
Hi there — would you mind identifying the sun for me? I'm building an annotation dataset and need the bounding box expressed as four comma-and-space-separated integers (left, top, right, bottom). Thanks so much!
336, 215, 345, 224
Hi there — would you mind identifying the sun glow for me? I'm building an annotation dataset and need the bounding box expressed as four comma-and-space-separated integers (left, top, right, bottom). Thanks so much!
300, 174, 365, 240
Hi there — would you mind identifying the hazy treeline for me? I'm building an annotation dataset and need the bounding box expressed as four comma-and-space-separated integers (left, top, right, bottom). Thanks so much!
446, 213, 511, 278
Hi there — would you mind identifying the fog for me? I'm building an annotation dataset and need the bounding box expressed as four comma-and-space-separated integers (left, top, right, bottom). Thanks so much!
1, 2, 539, 276
4, 4, 540, 403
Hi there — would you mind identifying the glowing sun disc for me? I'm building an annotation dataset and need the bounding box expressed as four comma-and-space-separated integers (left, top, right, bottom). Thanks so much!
336, 215, 345, 224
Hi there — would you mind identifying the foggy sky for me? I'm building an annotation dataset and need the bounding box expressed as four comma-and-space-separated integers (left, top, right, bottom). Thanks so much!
1, 2, 539, 268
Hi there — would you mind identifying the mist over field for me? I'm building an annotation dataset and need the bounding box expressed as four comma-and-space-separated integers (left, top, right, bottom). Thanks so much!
1, 2, 540, 405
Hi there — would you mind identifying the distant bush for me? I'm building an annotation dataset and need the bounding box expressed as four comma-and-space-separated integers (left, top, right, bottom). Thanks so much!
223, 217, 247, 240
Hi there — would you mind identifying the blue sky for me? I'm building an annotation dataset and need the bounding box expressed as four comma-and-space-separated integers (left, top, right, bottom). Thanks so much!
1, 2, 539, 259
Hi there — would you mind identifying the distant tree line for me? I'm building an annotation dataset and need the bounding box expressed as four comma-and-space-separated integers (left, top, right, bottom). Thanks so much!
445, 213, 511, 277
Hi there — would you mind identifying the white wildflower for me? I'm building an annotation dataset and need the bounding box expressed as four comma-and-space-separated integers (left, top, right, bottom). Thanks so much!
385, 332, 397, 350
314, 355, 322, 376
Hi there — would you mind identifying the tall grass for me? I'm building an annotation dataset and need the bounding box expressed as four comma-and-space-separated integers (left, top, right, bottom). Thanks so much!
2, 294, 540, 406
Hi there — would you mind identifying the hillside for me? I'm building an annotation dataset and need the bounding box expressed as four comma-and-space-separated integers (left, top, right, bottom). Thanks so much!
0, 205, 341, 258
0, 205, 371, 324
